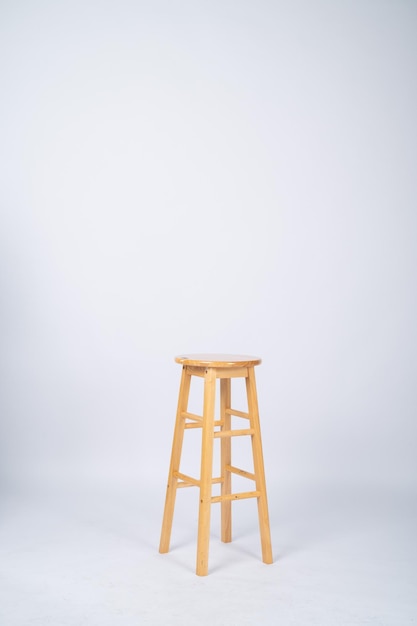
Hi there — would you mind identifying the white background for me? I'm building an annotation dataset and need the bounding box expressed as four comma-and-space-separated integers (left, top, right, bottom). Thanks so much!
1, 1, 416, 624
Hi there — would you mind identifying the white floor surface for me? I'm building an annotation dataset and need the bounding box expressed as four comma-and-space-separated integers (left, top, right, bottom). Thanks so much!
0, 481, 416, 625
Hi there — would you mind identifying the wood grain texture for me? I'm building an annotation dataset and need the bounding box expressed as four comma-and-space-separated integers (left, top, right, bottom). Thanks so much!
175, 354, 261, 367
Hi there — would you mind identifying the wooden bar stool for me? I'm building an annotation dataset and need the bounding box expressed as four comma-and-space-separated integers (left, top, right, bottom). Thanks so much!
159, 354, 273, 576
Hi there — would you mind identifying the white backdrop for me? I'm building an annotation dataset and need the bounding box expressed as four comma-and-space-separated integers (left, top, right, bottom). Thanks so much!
1, 0, 416, 493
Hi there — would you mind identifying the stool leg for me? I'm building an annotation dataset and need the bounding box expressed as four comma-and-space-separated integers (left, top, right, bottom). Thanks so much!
159, 366, 191, 554
246, 367, 273, 565
220, 378, 232, 543
196, 367, 216, 576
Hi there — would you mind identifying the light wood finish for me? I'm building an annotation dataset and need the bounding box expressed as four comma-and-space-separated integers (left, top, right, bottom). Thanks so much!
226, 465, 256, 481
220, 378, 232, 543
225, 408, 250, 419
173, 471, 200, 486
175, 354, 261, 368
246, 367, 273, 564
181, 411, 203, 422
159, 354, 273, 575
196, 367, 216, 576
214, 428, 254, 438
212, 490, 261, 503
159, 366, 191, 553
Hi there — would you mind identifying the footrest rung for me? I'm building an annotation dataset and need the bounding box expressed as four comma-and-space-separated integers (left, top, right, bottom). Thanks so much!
184, 420, 224, 429
174, 471, 200, 487
211, 491, 261, 503
214, 428, 254, 438
174, 472, 224, 487
181, 411, 202, 422
225, 408, 250, 419
225, 465, 256, 481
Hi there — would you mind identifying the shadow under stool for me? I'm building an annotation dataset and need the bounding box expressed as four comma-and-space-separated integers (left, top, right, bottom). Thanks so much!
159, 353, 273, 576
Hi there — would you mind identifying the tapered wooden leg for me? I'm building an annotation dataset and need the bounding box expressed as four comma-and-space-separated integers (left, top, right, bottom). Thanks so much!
220, 378, 232, 543
196, 367, 216, 576
246, 367, 273, 564
159, 367, 191, 554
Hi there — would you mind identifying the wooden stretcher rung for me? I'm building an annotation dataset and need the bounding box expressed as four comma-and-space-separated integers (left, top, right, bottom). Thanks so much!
211, 491, 261, 503
225, 465, 256, 481
225, 408, 250, 419
184, 420, 224, 429
181, 411, 203, 422
174, 471, 200, 486
214, 428, 254, 438
174, 471, 224, 487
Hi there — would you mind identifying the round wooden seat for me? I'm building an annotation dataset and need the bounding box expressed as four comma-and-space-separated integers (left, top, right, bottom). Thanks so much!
175, 353, 262, 367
